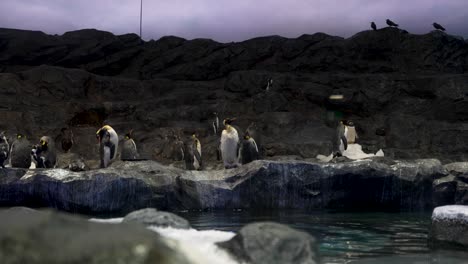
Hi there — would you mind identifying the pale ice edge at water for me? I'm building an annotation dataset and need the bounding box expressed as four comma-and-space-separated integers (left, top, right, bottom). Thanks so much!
432, 205, 468, 223
89, 217, 241, 264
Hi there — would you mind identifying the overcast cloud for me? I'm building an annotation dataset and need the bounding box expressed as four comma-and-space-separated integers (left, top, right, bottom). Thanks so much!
1, 0, 467, 42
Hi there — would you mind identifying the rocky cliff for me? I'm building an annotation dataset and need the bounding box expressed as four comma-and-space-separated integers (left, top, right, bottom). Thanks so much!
1, 27, 468, 163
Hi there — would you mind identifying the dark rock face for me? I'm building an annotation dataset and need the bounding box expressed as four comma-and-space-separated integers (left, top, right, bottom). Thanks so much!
123, 208, 190, 229
0, 159, 454, 215
429, 205, 468, 249
1, 28, 468, 163
218, 222, 319, 264
0, 208, 192, 264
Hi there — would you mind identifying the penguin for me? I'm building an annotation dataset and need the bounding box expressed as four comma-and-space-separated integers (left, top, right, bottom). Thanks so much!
96, 125, 118, 168
121, 130, 139, 160
371, 22, 377, 31
265, 78, 273, 91
183, 134, 202, 170
9, 133, 32, 168
386, 19, 399, 27
0, 132, 9, 168
344, 120, 358, 144
220, 118, 240, 169
60, 127, 74, 153
33, 136, 57, 168
246, 122, 263, 158
433, 22, 446, 31
239, 131, 259, 165
332, 121, 348, 158
212, 112, 220, 135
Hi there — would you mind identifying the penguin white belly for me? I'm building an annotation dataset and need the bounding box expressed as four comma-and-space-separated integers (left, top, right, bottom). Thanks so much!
193, 155, 200, 170
339, 140, 345, 153
221, 129, 239, 167
103, 146, 111, 168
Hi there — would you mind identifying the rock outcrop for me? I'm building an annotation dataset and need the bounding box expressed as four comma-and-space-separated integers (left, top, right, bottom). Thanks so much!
429, 205, 468, 249
0, 159, 456, 215
123, 208, 191, 229
218, 222, 319, 264
1, 28, 468, 163
0, 208, 192, 264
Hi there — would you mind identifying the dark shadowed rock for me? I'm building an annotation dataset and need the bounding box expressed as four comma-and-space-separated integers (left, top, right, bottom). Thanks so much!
217, 222, 319, 264
0, 159, 453, 214
432, 175, 457, 206
429, 205, 468, 249
0, 209, 192, 264
123, 208, 190, 229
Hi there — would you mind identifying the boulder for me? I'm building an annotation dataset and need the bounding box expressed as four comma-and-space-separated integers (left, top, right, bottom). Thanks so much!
217, 222, 319, 264
0, 208, 192, 264
123, 208, 190, 229
429, 205, 468, 249
0, 159, 452, 214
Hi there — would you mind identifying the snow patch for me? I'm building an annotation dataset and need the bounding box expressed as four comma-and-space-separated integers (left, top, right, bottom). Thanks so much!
432, 205, 468, 223
316, 143, 384, 162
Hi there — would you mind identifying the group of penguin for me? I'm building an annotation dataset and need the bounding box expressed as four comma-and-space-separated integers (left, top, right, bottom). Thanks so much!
370, 19, 446, 32
0, 132, 58, 169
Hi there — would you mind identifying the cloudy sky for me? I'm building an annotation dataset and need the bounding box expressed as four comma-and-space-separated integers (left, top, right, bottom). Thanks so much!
1, 0, 467, 42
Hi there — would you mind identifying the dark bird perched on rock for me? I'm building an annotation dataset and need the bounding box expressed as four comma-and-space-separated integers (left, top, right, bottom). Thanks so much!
60, 127, 74, 153
212, 112, 220, 136
9, 134, 32, 168
371, 22, 377, 31
0, 132, 9, 168
32, 136, 57, 168
239, 131, 259, 165
386, 19, 398, 27
121, 130, 139, 160
433, 22, 446, 31
184, 134, 202, 170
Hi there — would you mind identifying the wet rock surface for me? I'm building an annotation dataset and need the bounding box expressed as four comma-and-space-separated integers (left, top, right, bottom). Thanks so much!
217, 222, 319, 264
1, 28, 468, 163
0, 159, 456, 215
123, 208, 191, 229
0, 208, 192, 264
429, 205, 468, 249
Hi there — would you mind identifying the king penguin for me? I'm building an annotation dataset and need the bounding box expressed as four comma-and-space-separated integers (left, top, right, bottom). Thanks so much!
333, 121, 348, 158
33, 136, 57, 168
212, 112, 220, 135
344, 120, 358, 144
239, 131, 259, 165
9, 133, 32, 168
96, 125, 118, 168
184, 134, 202, 170
220, 118, 240, 169
0, 132, 9, 168
121, 130, 139, 160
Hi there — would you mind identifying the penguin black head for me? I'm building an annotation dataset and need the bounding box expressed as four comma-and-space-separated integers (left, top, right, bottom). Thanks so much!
38, 136, 52, 151
347, 121, 355, 126
16, 133, 25, 140
125, 130, 134, 140
223, 118, 236, 126
244, 131, 251, 140
96, 126, 111, 143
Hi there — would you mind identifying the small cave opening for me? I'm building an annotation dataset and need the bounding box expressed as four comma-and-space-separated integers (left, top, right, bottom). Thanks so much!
68, 109, 107, 127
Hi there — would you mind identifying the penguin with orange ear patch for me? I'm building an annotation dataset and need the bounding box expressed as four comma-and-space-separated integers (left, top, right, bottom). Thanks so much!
121, 129, 139, 160
96, 125, 118, 168
33, 136, 57, 168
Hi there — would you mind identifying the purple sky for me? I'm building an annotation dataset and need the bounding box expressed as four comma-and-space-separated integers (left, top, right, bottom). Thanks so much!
1, 0, 467, 42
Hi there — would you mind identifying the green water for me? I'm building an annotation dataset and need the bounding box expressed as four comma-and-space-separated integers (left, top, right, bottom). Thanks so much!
180, 210, 468, 264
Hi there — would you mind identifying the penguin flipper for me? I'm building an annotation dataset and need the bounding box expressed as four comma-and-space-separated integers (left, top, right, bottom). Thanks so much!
110, 144, 116, 160
341, 135, 348, 151
216, 143, 221, 161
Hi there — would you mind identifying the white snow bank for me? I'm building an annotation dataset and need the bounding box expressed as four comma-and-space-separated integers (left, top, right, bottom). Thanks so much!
432, 205, 468, 223
316, 143, 384, 162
